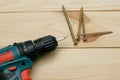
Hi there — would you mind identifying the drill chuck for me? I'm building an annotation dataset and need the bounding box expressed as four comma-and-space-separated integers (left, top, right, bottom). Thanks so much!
14, 35, 58, 58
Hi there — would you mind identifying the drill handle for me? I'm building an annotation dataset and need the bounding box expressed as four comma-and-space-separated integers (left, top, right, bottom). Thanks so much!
0, 57, 33, 80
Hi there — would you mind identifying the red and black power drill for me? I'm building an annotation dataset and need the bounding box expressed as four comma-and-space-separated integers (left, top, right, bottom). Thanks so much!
0, 35, 68, 80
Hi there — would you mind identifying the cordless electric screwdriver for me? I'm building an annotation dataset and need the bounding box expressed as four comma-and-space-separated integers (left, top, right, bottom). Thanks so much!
0, 35, 68, 80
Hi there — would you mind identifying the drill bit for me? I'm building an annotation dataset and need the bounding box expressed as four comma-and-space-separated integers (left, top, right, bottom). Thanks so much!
57, 35, 68, 42
62, 5, 78, 45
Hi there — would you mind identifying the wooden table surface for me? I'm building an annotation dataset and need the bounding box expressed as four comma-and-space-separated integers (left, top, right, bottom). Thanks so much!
0, 0, 120, 80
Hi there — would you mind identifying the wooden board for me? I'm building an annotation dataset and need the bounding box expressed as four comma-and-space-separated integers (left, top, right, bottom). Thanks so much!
0, 0, 120, 80
0, 0, 120, 12
31, 49, 120, 80
0, 12, 119, 47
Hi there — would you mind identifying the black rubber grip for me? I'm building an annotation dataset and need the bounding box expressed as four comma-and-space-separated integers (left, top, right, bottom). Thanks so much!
14, 35, 58, 58
34, 35, 58, 53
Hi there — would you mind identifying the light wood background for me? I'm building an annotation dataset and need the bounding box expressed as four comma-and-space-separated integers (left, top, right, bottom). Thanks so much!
0, 0, 120, 80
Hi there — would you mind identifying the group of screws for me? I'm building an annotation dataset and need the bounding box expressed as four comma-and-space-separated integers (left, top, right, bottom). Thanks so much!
62, 5, 112, 45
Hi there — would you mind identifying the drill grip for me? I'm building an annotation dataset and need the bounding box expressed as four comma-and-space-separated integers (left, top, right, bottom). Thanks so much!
0, 57, 32, 80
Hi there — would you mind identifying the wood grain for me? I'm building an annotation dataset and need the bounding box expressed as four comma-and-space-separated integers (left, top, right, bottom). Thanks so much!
0, 0, 120, 80
0, 0, 120, 12
0, 12, 119, 47
31, 49, 120, 80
